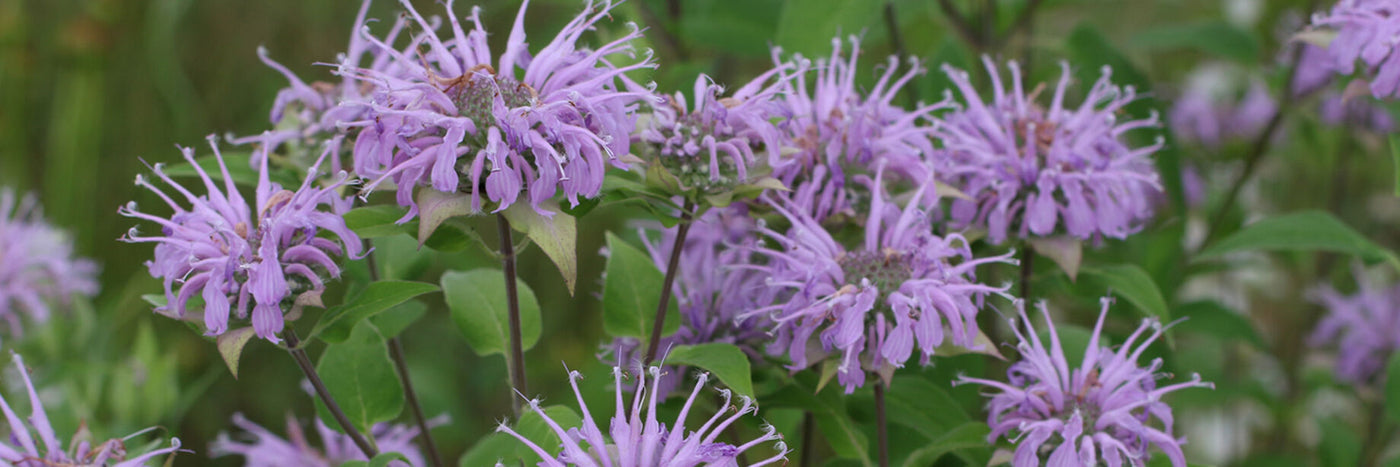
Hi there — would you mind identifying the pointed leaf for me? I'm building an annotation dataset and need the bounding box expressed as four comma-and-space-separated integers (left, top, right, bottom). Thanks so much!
441, 268, 542, 356
665, 343, 754, 397
775, 0, 881, 56
900, 423, 991, 467
416, 189, 475, 247
503, 200, 578, 294
601, 232, 681, 339
1028, 236, 1083, 281
314, 323, 404, 434
1080, 264, 1171, 323
309, 281, 440, 343
215, 327, 257, 379
344, 205, 412, 239
1175, 300, 1266, 349
1196, 211, 1399, 268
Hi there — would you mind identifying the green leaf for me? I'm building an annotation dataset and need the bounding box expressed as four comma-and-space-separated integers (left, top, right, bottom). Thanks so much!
511, 405, 583, 464
1080, 264, 1171, 323
369, 300, 427, 340
900, 423, 991, 467
678, 0, 783, 57
309, 281, 440, 343
1067, 25, 1150, 91
1175, 300, 1266, 349
1390, 134, 1400, 197
1196, 211, 1399, 267
457, 433, 517, 467
215, 327, 257, 379
416, 189, 474, 247
1386, 353, 1400, 424
441, 268, 542, 357
344, 205, 411, 239
601, 232, 680, 339
159, 153, 262, 187
885, 378, 972, 441
1132, 20, 1260, 62
766, 376, 872, 466
1028, 236, 1082, 281
665, 343, 754, 397
1039, 324, 1099, 366
774, 0, 881, 56
340, 452, 411, 467
1318, 418, 1361, 467
314, 323, 404, 435
503, 200, 578, 294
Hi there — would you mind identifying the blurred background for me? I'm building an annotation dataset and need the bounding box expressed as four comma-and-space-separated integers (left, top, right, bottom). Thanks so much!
4, 0, 1391, 465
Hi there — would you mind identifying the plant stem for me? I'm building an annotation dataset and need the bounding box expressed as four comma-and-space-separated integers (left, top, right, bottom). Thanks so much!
1020, 245, 1034, 302
388, 337, 445, 467
874, 381, 890, 467
799, 411, 817, 467
364, 241, 445, 467
882, 1, 915, 106
642, 199, 696, 364
496, 214, 529, 416
284, 329, 378, 459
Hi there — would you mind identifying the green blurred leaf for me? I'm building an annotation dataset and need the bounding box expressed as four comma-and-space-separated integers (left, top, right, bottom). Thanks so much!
340, 452, 411, 467
344, 206, 411, 239
1386, 353, 1400, 424
441, 268, 542, 357
314, 323, 404, 434
1038, 323, 1098, 366
504, 200, 578, 294
1390, 133, 1400, 197
885, 377, 981, 466
601, 232, 680, 339
900, 422, 991, 467
1080, 264, 1171, 323
309, 280, 440, 343
774, 0, 881, 56
458, 433, 517, 467
1196, 211, 1399, 267
1175, 300, 1266, 349
1066, 25, 1149, 90
1318, 418, 1360, 467
665, 343, 754, 397
766, 376, 872, 466
369, 300, 427, 340
1132, 20, 1260, 62
679, 0, 783, 57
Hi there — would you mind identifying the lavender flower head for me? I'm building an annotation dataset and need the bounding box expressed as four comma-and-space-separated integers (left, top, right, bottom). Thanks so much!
0, 352, 181, 466
232, 0, 403, 173
632, 67, 792, 194
499, 366, 789, 466
607, 205, 772, 397
347, 0, 653, 219
1318, 91, 1396, 132
743, 170, 1013, 392
774, 36, 942, 220
957, 299, 1212, 467
211, 413, 427, 467
1168, 68, 1277, 149
0, 190, 98, 336
1308, 273, 1400, 385
120, 136, 363, 343
936, 58, 1164, 244
1310, 0, 1400, 99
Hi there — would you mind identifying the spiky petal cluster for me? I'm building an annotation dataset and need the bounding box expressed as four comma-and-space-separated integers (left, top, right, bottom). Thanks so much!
958, 299, 1212, 467
774, 36, 943, 220
1308, 274, 1400, 385
608, 206, 773, 397
744, 172, 1012, 392
347, 0, 652, 219
210, 413, 427, 467
0, 353, 181, 466
0, 190, 98, 336
120, 137, 363, 343
1310, 0, 1400, 99
935, 58, 1164, 244
499, 366, 789, 466
232, 0, 402, 173
634, 68, 792, 192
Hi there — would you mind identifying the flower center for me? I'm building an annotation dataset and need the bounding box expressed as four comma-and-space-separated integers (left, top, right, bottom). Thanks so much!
446, 69, 536, 127
838, 249, 914, 293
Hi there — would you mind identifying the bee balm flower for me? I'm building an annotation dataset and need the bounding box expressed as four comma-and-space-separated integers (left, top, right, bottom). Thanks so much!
0, 189, 98, 337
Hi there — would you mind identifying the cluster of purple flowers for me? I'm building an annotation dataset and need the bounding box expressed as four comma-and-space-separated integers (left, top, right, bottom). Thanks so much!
211, 413, 429, 466
1309, 0, 1400, 99
1309, 271, 1400, 385
499, 366, 788, 466
120, 137, 363, 342
1169, 69, 1277, 149
0, 189, 98, 338
958, 299, 1212, 466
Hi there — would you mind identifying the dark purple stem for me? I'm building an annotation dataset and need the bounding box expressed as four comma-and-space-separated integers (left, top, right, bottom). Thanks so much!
642, 199, 696, 364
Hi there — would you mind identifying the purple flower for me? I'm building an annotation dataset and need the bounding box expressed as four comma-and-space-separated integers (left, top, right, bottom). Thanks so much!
743, 170, 1012, 392
120, 136, 363, 343
345, 0, 653, 220
499, 366, 789, 466
1308, 272, 1400, 385
0, 189, 98, 337
1318, 91, 1396, 132
957, 299, 1212, 467
1293, 43, 1340, 97
1310, 0, 1400, 98
1169, 74, 1277, 149
607, 205, 773, 397
211, 413, 428, 467
935, 58, 1164, 244
0, 352, 182, 466
231, 0, 403, 174
631, 67, 793, 193
773, 36, 943, 221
